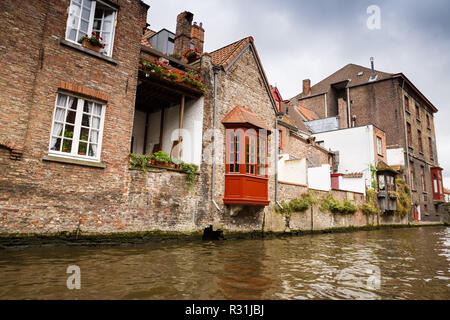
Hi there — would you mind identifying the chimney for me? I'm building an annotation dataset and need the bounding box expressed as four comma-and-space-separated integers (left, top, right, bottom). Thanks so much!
303, 79, 311, 97
369, 57, 377, 81
191, 22, 205, 54
174, 11, 194, 57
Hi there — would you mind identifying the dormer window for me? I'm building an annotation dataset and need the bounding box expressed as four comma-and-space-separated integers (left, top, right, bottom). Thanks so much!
66, 0, 117, 57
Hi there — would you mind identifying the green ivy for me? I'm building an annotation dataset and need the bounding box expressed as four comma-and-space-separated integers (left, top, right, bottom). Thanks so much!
360, 188, 379, 216
321, 195, 358, 215
395, 179, 411, 216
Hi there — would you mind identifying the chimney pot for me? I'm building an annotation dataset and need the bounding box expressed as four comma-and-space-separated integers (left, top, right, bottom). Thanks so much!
303, 79, 311, 97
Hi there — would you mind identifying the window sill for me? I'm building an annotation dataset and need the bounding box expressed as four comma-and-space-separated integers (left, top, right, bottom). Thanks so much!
60, 39, 118, 65
405, 110, 411, 115
43, 155, 107, 168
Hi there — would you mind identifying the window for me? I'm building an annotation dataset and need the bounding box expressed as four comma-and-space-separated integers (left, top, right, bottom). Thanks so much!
257, 136, 267, 176
415, 104, 420, 120
246, 134, 256, 175
66, 0, 117, 57
410, 161, 416, 190
376, 136, 383, 156
418, 130, 423, 153
278, 129, 283, 153
49, 93, 105, 161
404, 96, 410, 112
428, 137, 434, 159
407, 122, 412, 147
424, 204, 428, 216
426, 114, 431, 129
421, 166, 426, 191
229, 130, 241, 173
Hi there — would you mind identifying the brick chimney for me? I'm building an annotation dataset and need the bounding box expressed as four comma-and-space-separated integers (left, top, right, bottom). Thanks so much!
303, 79, 311, 97
191, 22, 205, 54
174, 11, 194, 56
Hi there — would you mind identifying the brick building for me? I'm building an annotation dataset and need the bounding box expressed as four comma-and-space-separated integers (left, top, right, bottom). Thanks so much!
290, 62, 446, 222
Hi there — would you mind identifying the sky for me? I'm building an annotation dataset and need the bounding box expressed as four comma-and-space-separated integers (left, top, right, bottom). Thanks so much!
143, 0, 450, 189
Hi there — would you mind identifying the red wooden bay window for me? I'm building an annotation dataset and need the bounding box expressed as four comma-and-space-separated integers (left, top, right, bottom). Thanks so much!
222, 106, 270, 206
431, 167, 444, 201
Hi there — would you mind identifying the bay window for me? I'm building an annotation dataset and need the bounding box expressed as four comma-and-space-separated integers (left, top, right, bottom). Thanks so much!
66, 0, 117, 57
49, 93, 106, 161
431, 167, 444, 201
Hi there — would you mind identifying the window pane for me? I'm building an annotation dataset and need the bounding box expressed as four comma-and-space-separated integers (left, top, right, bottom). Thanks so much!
84, 101, 93, 113
64, 125, 74, 139
54, 107, 66, 122
67, 28, 77, 42
82, 114, 90, 127
68, 98, 78, 110
88, 144, 98, 157
65, 110, 76, 124
104, 9, 114, 22
62, 139, 72, 153
93, 19, 102, 31
52, 122, 64, 137
78, 142, 88, 155
51, 138, 62, 152
81, 7, 91, 20
90, 130, 99, 144
93, 104, 102, 115
56, 94, 67, 107
80, 127, 89, 141
80, 19, 89, 33
102, 21, 112, 32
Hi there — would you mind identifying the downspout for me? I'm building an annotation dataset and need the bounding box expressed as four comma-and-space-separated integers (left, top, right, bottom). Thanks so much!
275, 118, 283, 209
211, 67, 221, 211
401, 79, 413, 222
346, 87, 351, 127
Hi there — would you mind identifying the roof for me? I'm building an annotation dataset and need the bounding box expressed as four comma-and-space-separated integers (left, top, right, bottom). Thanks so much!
221, 106, 271, 132
210, 37, 254, 69
297, 105, 319, 121
444, 188, 450, 195
290, 63, 438, 113
290, 64, 393, 103
141, 29, 156, 48
280, 102, 311, 134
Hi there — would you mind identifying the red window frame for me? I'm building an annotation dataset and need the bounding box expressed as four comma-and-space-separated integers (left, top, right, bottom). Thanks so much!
225, 127, 268, 178
418, 130, 423, 153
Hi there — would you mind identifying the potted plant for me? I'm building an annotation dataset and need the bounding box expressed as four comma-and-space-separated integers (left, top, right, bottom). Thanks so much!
152, 151, 174, 168
79, 32, 105, 52
183, 48, 201, 63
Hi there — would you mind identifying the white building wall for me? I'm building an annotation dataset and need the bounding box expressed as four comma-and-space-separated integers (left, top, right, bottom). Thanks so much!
387, 148, 405, 167
278, 154, 307, 185
308, 164, 331, 191
339, 176, 366, 194
313, 125, 376, 188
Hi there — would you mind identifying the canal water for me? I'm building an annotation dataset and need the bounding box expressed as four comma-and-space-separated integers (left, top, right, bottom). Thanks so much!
0, 227, 449, 300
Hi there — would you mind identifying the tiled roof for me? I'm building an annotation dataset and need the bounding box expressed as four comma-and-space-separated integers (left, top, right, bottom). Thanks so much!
290, 63, 394, 103
141, 29, 156, 48
280, 102, 311, 134
297, 105, 319, 121
210, 37, 254, 68
222, 106, 270, 131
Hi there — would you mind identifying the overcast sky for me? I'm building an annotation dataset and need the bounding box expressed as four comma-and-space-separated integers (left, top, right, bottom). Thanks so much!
143, 0, 450, 188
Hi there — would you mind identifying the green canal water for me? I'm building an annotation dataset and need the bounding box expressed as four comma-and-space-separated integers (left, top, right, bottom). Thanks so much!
0, 226, 449, 300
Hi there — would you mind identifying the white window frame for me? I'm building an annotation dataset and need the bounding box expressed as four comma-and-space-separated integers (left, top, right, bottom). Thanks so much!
48, 92, 106, 162
376, 136, 383, 156
65, 0, 118, 57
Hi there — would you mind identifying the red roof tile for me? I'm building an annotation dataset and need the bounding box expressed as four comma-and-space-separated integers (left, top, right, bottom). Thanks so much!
210, 37, 254, 68
141, 29, 156, 48
222, 106, 270, 131
297, 105, 319, 121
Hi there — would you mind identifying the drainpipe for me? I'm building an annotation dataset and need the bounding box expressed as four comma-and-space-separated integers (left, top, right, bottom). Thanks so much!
401, 79, 413, 222
211, 66, 221, 211
275, 117, 283, 209
346, 87, 351, 128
